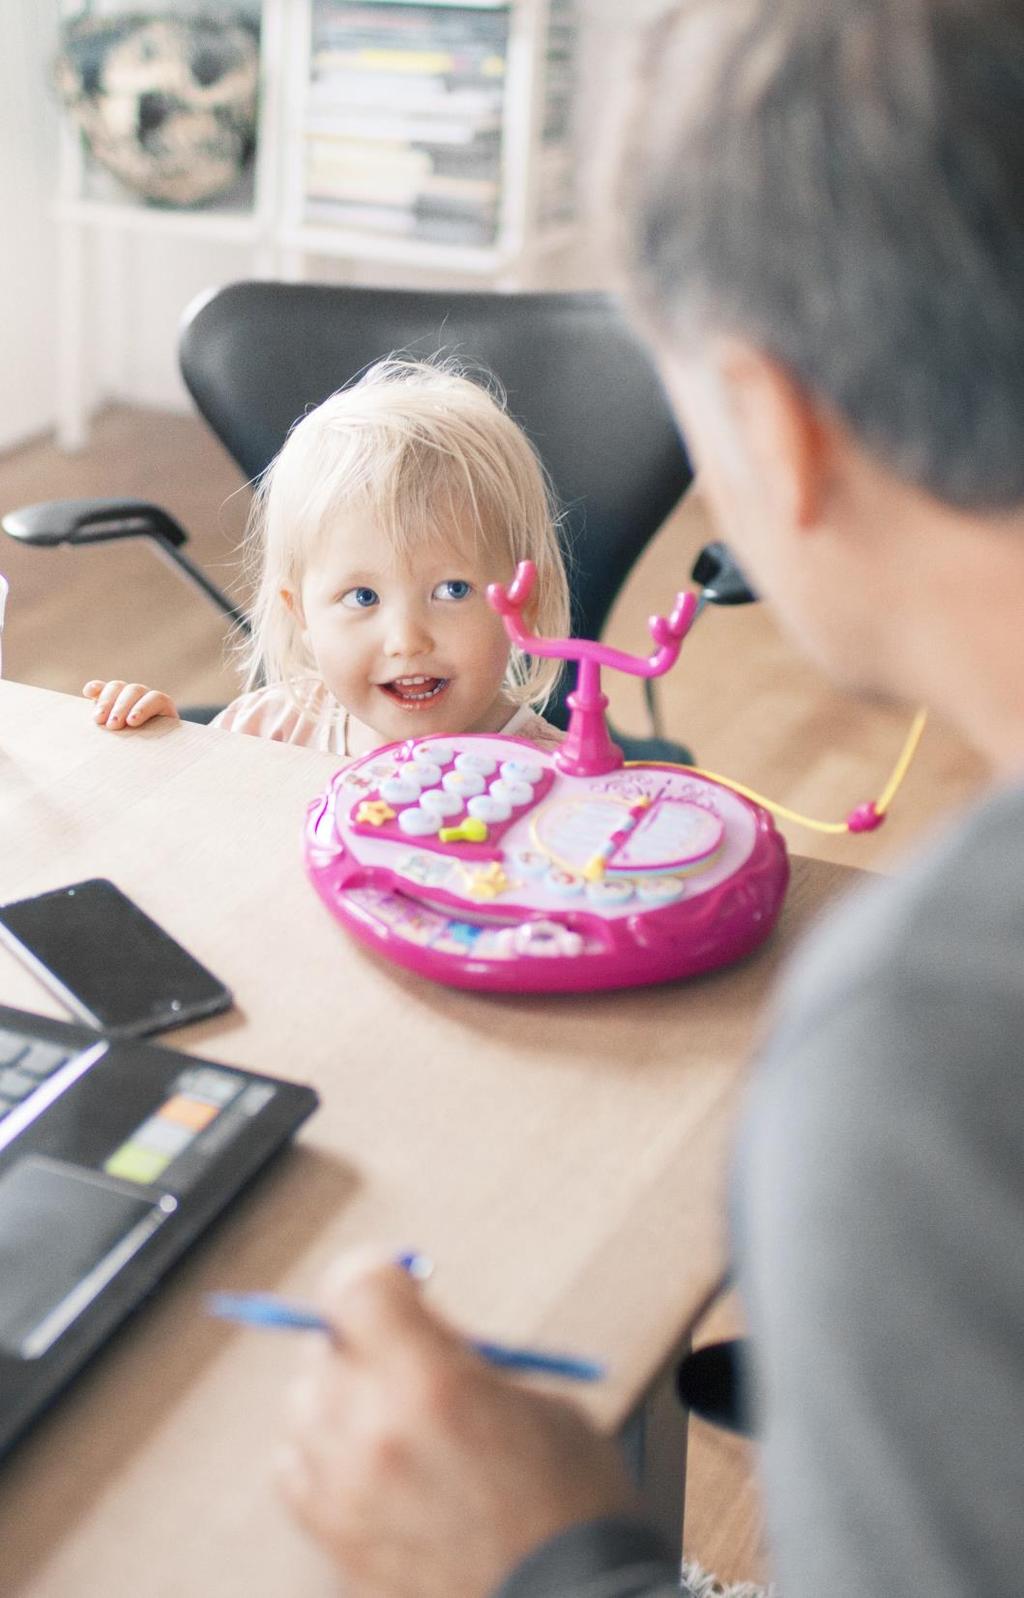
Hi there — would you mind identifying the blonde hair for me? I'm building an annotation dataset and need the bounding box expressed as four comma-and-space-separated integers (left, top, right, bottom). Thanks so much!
238, 357, 571, 713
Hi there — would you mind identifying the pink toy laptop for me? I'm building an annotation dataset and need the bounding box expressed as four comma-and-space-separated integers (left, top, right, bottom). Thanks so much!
303, 562, 789, 992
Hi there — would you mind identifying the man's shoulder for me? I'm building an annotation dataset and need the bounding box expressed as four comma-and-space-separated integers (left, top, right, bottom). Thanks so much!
774, 780, 1024, 1042
737, 781, 1024, 1222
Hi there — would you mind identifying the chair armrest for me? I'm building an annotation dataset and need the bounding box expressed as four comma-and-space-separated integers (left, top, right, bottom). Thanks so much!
691, 540, 759, 605
1, 498, 249, 632
2, 497, 189, 549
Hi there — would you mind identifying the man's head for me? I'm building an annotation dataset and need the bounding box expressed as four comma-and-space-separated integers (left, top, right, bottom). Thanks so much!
623, 0, 1024, 692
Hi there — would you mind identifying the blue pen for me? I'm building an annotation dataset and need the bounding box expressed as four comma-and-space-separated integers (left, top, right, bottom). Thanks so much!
204, 1250, 432, 1332
206, 1279, 605, 1383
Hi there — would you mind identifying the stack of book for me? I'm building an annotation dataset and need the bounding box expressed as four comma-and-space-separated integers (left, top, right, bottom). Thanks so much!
304, 1, 513, 247
537, 0, 576, 230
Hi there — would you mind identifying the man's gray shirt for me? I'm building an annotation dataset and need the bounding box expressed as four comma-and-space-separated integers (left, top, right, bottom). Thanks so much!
496, 781, 1024, 1598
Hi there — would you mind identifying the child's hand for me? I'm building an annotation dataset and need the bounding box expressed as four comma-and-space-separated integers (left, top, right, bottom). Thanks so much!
83, 679, 180, 730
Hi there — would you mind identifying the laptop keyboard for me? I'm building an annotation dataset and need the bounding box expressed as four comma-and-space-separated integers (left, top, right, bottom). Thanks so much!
0, 1029, 72, 1123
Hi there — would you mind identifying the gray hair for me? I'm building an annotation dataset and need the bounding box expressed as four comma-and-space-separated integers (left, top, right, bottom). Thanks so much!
624, 0, 1024, 509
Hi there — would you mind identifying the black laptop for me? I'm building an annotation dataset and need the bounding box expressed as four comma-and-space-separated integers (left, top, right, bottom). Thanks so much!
0, 1002, 318, 1459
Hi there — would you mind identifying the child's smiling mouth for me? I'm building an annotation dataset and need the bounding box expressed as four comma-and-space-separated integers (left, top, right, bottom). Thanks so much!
379, 675, 451, 708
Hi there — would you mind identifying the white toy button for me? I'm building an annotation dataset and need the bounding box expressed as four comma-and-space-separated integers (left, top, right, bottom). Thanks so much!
636, 876, 687, 904
490, 777, 533, 807
496, 920, 583, 958
419, 789, 464, 818
412, 741, 453, 767
509, 848, 548, 876
544, 868, 583, 897
500, 759, 543, 785
455, 751, 497, 776
442, 770, 486, 797
397, 807, 442, 837
586, 878, 634, 906
467, 794, 512, 824
407, 760, 442, 787
380, 776, 423, 805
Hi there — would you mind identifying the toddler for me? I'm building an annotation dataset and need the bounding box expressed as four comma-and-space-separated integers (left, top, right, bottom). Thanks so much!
84, 359, 571, 759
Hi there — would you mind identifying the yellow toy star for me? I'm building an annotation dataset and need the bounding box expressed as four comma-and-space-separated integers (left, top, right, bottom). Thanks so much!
356, 799, 396, 827
466, 862, 511, 900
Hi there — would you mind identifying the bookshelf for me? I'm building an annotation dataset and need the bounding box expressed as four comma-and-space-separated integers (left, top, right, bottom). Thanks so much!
53, 0, 579, 446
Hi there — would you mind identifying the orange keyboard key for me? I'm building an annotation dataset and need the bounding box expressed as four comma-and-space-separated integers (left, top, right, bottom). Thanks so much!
159, 1095, 218, 1132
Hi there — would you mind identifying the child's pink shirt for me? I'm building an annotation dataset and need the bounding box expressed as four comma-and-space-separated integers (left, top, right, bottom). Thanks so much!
210, 684, 563, 758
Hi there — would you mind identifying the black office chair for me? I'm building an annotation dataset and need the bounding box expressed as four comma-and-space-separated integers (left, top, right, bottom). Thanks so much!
677, 1337, 756, 1437
3, 283, 704, 759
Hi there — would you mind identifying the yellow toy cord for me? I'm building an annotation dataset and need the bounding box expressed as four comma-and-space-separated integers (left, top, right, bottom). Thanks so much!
626, 708, 929, 836
875, 709, 929, 812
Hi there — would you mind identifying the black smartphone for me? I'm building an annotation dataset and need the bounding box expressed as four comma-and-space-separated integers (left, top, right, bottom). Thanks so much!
0, 878, 233, 1038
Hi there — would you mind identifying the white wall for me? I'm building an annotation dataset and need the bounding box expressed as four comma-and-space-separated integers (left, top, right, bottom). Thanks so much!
90, 232, 266, 414
0, 2, 60, 451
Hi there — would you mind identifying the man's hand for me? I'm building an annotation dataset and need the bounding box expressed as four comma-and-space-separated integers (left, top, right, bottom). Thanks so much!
83, 679, 179, 729
276, 1255, 640, 1598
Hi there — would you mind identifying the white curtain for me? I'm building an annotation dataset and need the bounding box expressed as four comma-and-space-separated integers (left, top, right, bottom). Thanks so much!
0, 1, 60, 451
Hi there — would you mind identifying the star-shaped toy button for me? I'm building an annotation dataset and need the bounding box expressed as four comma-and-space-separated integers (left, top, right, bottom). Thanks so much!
466, 862, 511, 900
356, 799, 396, 827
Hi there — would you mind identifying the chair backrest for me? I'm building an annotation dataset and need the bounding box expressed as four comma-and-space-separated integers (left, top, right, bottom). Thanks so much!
179, 282, 692, 719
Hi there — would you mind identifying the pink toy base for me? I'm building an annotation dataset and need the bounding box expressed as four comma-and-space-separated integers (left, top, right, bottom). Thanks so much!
304, 736, 790, 994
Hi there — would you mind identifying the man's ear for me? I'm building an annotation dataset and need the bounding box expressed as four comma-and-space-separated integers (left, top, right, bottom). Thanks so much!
716, 341, 831, 532
280, 587, 305, 625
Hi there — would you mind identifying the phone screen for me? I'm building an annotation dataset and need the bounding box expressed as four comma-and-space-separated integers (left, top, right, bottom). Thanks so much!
0, 878, 232, 1037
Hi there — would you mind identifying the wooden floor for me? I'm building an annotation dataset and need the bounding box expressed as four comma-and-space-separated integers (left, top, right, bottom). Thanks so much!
0, 407, 988, 1587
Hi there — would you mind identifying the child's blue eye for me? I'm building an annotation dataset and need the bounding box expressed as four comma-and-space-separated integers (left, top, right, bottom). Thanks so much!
341, 587, 380, 609
433, 579, 472, 602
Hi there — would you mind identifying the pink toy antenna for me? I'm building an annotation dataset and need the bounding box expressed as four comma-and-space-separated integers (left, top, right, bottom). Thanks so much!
487, 561, 697, 776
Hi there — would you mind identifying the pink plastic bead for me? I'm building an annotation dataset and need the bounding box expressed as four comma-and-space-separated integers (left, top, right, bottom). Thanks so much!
846, 801, 884, 833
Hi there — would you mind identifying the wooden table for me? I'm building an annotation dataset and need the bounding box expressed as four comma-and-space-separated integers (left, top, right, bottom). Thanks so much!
0, 681, 856, 1596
